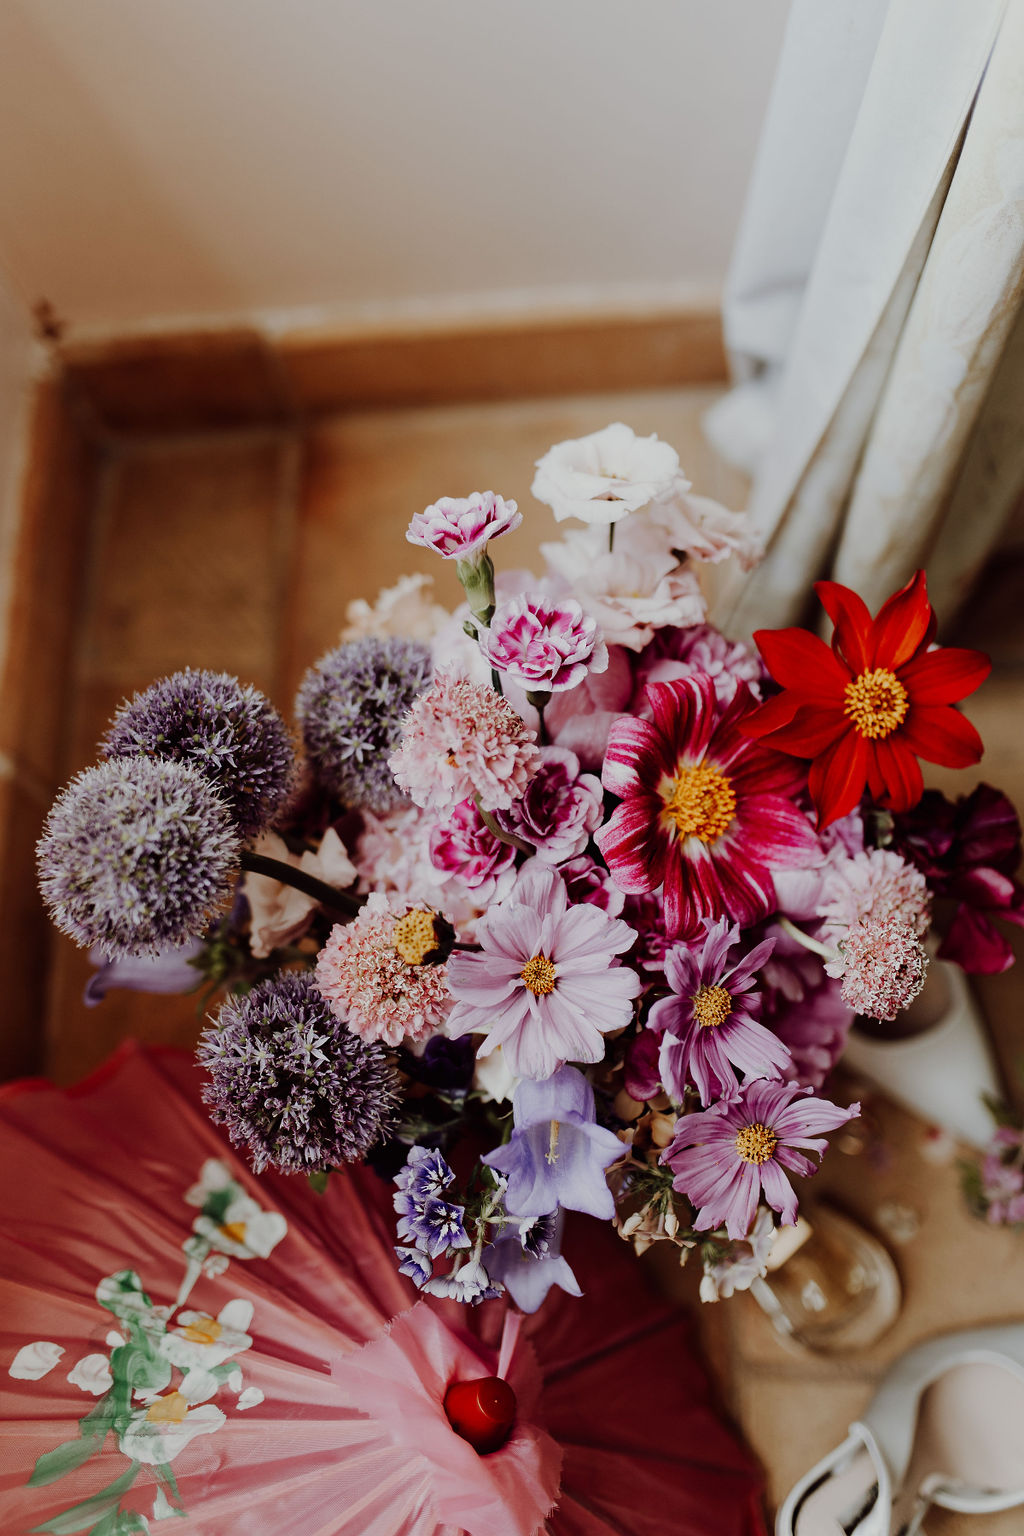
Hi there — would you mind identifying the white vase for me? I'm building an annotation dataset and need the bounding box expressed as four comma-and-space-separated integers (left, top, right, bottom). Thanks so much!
842, 957, 1002, 1150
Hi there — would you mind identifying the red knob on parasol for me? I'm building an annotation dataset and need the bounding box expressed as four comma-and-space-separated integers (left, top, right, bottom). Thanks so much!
443, 1375, 517, 1455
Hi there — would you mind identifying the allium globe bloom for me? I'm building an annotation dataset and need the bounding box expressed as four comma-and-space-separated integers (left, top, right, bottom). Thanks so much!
197, 971, 398, 1174
295, 636, 433, 812
531, 422, 681, 525
662, 1078, 859, 1239
649, 919, 791, 1106
388, 672, 540, 815
742, 570, 991, 828
828, 916, 928, 1021
429, 796, 517, 899
598, 674, 821, 940
478, 594, 609, 694
633, 624, 764, 709
406, 491, 521, 561
819, 848, 931, 941
103, 668, 295, 838
445, 862, 641, 1080
314, 892, 451, 1047
482, 1067, 624, 1219
495, 746, 604, 865
37, 757, 239, 960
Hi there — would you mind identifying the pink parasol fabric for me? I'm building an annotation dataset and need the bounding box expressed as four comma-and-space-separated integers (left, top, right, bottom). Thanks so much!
0, 1044, 766, 1535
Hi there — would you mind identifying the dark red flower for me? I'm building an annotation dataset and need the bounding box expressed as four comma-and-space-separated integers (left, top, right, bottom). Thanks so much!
742, 571, 991, 827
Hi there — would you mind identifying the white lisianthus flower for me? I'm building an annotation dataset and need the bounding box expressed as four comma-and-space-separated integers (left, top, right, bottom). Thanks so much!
542, 528, 706, 651
532, 423, 681, 525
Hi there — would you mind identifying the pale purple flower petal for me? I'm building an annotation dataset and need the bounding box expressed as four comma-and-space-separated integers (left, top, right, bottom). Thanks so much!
482, 1066, 623, 1219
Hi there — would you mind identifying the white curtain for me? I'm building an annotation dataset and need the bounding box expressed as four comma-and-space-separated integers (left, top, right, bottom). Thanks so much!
707, 0, 1024, 636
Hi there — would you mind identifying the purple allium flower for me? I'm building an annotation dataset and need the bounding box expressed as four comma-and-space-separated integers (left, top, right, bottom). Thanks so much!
482, 1066, 624, 1219
662, 1079, 859, 1239
84, 937, 203, 1007
197, 971, 398, 1175
389, 672, 540, 815
479, 594, 609, 694
421, 1259, 502, 1303
395, 1245, 433, 1287
295, 637, 433, 811
633, 623, 764, 708
495, 746, 604, 865
429, 796, 517, 898
446, 862, 641, 1080
103, 669, 295, 838
37, 757, 239, 959
482, 1212, 582, 1313
406, 491, 521, 562
648, 919, 791, 1106
396, 1197, 471, 1260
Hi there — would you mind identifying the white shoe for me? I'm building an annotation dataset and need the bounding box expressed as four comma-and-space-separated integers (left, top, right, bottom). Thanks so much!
776, 1323, 1024, 1535
842, 956, 1001, 1150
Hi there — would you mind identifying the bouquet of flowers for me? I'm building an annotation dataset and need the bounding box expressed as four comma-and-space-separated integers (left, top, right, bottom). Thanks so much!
37, 421, 1020, 1312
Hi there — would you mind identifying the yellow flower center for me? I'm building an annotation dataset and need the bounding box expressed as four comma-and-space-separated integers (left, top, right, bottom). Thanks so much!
734, 1122, 778, 1165
546, 1121, 561, 1165
218, 1220, 248, 1245
521, 954, 557, 995
665, 762, 737, 843
146, 1391, 190, 1424
843, 668, 909, 739
182, 1315, 223, 1346
393, 909, 440, 966
693, 984, 733, 1029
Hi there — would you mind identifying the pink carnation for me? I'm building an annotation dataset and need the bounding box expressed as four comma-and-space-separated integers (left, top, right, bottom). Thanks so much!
495, 746, 604, 864
406, 492, 521, 561
315, 893, 450, 1047
388, 673, 540, 814
633, 624, 764, 709
479, 594, 608, 694
829, 917, 928, 1021
429, 797, 517, 900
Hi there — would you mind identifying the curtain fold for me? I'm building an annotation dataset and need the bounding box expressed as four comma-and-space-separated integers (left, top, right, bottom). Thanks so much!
708, 0, 1024, 637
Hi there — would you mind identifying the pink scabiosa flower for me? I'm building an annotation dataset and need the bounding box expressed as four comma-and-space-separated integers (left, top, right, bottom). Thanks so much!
406, 491, 521, 562
495, 746, 603, 864
445, 862, 641, 1080
315, 893, 451, 1047
429, 797, 517, 901
819, 848, 931, 940
662, 1078, 859, 1239
388, 672, 540, 814
597, 674, 821, 939
827, 916, 928, 1021
649, 919, 791, 1106
479, 594, 609, 694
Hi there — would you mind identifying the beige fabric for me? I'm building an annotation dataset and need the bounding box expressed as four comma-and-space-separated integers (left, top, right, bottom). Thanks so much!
714, 0, 1024, 636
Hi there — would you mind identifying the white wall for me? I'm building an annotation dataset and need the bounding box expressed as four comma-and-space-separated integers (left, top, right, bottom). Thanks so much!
0, 0, 790, 337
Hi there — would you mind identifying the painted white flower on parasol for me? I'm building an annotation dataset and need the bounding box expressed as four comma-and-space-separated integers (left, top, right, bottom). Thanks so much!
9, 1342, 64, 1380
118, 1391, 226, 1466
67, 1353, 113, 1395
160, 1299, 254, 1372
184, 1159, 287, 1261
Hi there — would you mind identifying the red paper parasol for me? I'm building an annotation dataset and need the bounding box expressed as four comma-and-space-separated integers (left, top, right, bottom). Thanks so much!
0, 1044, 766, 1535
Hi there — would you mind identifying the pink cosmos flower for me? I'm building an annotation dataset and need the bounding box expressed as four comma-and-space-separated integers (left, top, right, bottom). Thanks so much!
662, 1078, 859, 1239
479, 594, 609, 694
495, 746, 603, 864
828, 916, 928, 1021
315, 893, 451, 1047
406, 492, 521, 562
598, 674, 821, 939
429, 797, 517, 901
445, 862, 641, 1080
649, 919, 791, 1106
389, 672, 540, 814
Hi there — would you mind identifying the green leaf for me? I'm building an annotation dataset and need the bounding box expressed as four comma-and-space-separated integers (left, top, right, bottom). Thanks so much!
307, 1170, 330, 1195
89, 1510, 150, 1536
30, 1463, 140, 1534
28, 1435, 107, 1488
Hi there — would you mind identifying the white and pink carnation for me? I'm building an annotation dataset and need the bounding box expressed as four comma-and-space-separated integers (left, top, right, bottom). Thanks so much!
633, 624, 764, 709
531, 423, 681, 526
543, 531, 706, 652
479, 594, 608, 694
560, 854, 626, 916
495, 746, 604, 865
315, 892, 450, 1047
649, 487, 763, 570
341, 573, 451, 643
406, 492, 521, 561
388, 672, 540, 814
429, 797, 517, 903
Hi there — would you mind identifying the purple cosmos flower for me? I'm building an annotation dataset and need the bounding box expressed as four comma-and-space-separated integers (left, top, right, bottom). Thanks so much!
662, 1079, 859, 1240
648, 919, 790, 1105
446, 862, 641, 1080
84, 937, 204, 1007
482, 1066, 624, 1219
395, 1245, 433, 1287
395, 1197, 472, 1260
479, 594, 609, 694
483, 1213, 582, 1313
429, 796, 517, 898
406, 492, 521, 563
495, 746, 604, 865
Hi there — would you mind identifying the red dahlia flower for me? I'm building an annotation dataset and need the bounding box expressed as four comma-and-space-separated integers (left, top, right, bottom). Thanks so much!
597, 674, 821, 938
742, 571, 990, 828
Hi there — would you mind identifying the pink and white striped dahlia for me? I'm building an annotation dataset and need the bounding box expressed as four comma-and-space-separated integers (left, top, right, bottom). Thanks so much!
597, 674, 821, 939
662, 1078, 859, 1239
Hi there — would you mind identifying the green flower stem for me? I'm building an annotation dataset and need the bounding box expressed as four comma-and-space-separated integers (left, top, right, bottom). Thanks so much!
238, 850, 364, 920
475, 800, 536, 856
777, 914, 835, 961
